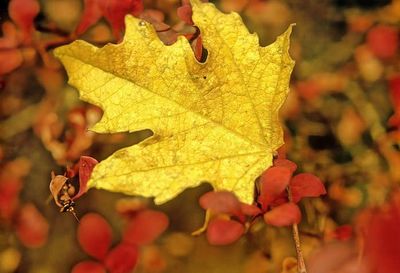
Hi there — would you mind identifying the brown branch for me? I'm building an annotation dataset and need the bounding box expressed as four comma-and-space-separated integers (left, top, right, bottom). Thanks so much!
288, 187, 307, 273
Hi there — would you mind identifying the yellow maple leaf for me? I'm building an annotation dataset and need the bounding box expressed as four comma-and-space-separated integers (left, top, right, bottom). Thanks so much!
54, 0, 294, 204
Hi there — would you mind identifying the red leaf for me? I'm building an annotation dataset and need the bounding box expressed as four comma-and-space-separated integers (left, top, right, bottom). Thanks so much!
105, 243, 139, 273
388, 75, 400, 127
269, 191, 289, 207
177, 4, 193, 25
0, 22, 20, 49
123, 209, 168, 245
8, 0, 40, 44
0, 178, 22, 220
389, 75, 400, 107
263, 203, 301, 227
0, 49, 23, 75
126, 0, 143, 16
295, 80, 322, 101
258, 166, 293, 210
332, 225, 353, 241
199, 191, 241, 215
102, 0, 143, 39
364, 195, 400, 273
16, 203, 49, 248
388, 114, 400, 128
193, 35, 203, 62
75, 0, 143, 39
77, 213, 112, 260
74, 0, 103, 36
72, 261, 106, 273
367, 25, 398, 59
240, 203, 262, 217
206, 218, 244, 245
290, 173, 326, 203
273, 159, 297, 173
72, 156, 98, 200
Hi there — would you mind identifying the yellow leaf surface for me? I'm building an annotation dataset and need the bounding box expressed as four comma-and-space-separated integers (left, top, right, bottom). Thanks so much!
54, 0, 295, 204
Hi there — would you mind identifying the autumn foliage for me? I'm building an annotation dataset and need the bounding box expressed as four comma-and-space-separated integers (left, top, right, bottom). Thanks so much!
73, 209, 168, 273
199, 159, 325, 245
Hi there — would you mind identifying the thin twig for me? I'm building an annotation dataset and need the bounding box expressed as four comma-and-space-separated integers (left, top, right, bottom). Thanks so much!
288, 187, 307, 273
70, 209, 80, 223
292, 222, 307, 273
191, 210, 211, 236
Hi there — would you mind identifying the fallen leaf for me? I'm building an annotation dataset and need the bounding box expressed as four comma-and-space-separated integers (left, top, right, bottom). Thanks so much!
55, 0, 294, 204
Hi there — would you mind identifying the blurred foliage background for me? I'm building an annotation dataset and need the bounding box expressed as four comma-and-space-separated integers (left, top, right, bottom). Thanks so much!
1, 0, 400, 272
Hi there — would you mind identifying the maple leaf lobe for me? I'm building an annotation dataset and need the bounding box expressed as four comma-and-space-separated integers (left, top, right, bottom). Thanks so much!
54, 1, 294, 204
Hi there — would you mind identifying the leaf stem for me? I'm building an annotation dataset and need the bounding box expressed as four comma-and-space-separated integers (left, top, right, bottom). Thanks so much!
192, 210, 211, 236
287, 187, 307, 273
291, 222, 307, 273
